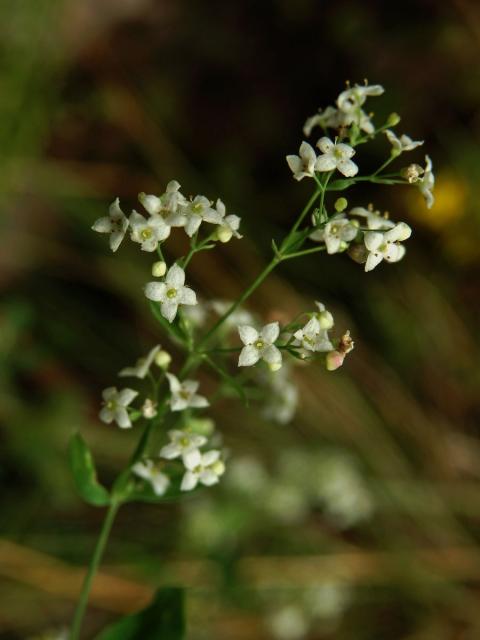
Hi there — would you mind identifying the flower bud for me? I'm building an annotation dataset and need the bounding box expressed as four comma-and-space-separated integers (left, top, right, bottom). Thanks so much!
155, 349, 171, 369
189, 417, 215, 437
268, 362, 282, 372
152, 261, 167, 277
334, 197, 348, 213
386, 112, 401, 127
211, 460, 226, 476
348, 242, 368, 264
216, 226, 233, 243
326, 350, 345, 371
317, 310, 334, 330
141, 398, 157, 419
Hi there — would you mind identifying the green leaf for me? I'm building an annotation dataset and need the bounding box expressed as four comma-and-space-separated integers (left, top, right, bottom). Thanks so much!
69, 433, 110, 506
326, 178, 356, 191
279, 228, 311, 253
95, 587, 185, 640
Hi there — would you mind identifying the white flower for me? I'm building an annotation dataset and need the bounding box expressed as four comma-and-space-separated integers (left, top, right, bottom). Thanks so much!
119, 345, 161, 379
310, 214, 358, 253
294, 317, 333, 354
144, 263, 197, 323
314, 301, 334, 329
303, 106, 342, 136
182, 300, 208, 328
166, 372, 209, 411
168, 195, 223, 237
419, 155, 435, 209
129, 211, 170, 252
337, 83, 384, 113
139, 180, 187, 217
267, 605, 309, 640
349, 206, 395, 230
180, 449, 225, 491
99, 387, 138, 429
315, 137, 358, 177
210, 300, 255, 329
159, 429, 208, 464
91, 198, 129, 252
262, 365, 298, 425
286, 142, 317, 181
364, 222, 412, 272
238, 322, 282, 369
215, 198, 242, 242
132, 459, 170, 496
385, 129, 423, 154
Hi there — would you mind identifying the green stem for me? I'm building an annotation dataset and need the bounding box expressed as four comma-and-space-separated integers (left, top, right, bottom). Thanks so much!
283, 245, 326, 260
290, 188, 321, 235
69, 500, 120, 640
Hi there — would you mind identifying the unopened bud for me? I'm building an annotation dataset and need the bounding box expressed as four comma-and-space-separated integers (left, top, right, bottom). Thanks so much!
386, 112, 401, 127
317, 310, 334, 330
155, 349, 171, 369
326, 350, 345, 371
189, 417, 215, 437
152, 261, 167, 277
141, 398, 157, 419
334, 197, 348, 213
216, 226, 233, 243
268, 362, 282, 372
211, 460, 226, 476
348, 242, 368, 264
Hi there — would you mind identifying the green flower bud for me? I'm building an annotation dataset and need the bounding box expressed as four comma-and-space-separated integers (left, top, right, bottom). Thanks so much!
334, 197, 348, 213
154, 349, 171, 369
152, 261, 167, 277
386, 112, 401, 127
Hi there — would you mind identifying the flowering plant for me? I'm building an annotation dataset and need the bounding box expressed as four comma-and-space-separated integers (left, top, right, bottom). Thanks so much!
67, 81, 433, 639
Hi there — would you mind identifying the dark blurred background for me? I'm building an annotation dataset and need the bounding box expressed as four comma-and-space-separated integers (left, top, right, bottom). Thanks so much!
1, 0, 480, 638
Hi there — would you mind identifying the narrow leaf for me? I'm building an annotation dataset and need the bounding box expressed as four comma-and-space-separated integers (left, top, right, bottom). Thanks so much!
69, 433, 110, 506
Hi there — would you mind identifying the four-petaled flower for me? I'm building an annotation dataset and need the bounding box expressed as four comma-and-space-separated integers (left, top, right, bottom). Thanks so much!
315, 137, 358, 177
310, 215, 358, 254
294, 317, 333, 355
349, 206, 395, 231
92, 198, 129, 252
119, 345, 161, 379
166, 373, 209, 411
139, 180, 187, 217
129, 211, 171, 252
99, 387, 138, 429
385, 130, 423, 155
238, 322, 282, 369
180, 449, 225, 491
144, 264, 197, 323
286, 142, 318, 181
132, 460, 170, 496
215, 199, 242, 242
168, 195, 223, 237
419, 155, 435, 209
364, 222, 412, 272
336, 83, 384, 114
159, 429, 208, 464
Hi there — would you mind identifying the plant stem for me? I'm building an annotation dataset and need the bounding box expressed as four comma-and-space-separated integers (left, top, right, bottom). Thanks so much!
69, 500, 120, 640
290, 188, 321, 235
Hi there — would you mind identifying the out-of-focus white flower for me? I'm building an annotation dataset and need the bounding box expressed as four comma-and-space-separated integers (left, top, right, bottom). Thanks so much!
99, 387, 138, 429
286, 142, 317, 181
139, 180, 187, 217
226, 456, 269, 494
238, 322, 282, 369
215, 198, 242, 242
314, 301, 334, 330
144, 264, 197, 323
180, 449, 225, 491
337, 83, 384, 113
310, 215, 358, 253
294, 317, 333, 354
92, 198, 129, 252
166, 373, 209, 411
349, 206, 395, 230
141, 398, 157, 419
419, 155, 435, 209
119, 345, 161, 379
315, 137, 358, 177
129, 211, 171, 252
364, 222, 412, 271
132, 459, 170, 496
303, 106, 343, 136
159, 429, 208, 465
155, 349, 172, 369
262, 365, 299, 425
304, 582, 350, 620
182, 300, 209, 328
267, 605, 309, 640
210, 300, 255, 329
168, 195, 223, 237
385, 129, 423, 154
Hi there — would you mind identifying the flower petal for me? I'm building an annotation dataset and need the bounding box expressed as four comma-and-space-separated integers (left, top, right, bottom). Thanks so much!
238, 345, 260, 367
317, 137, 334, 154
337, 158, 359, 177
144, 282, 166, 302
261, 344, 282, 365
365, 252, 384, 272
314, 154, 337, 172
161, 300, 178, 323
181, 471, 198, 491
260, 321, 280, 344
166, 264, 185, 287
364, 232, 384, 252
179, 286, 197, 306
238, 325, 258, 345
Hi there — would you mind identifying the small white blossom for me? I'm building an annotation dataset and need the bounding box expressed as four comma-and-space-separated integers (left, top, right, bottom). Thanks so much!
119, 345, 161, 379
310, 214, 358, 253
238, 322, 282, 369
92, 198, 129, 252
141, 398, 157, 419
303, 106, 342, 136
180, 449, 225, 491
210, 300, 255, 329
364, 222, 412, 272
385, 129, 423, 154
419, 155, 435, 209
337, 83, 384, 114
349, 206, 395, 230
166, 373, 209, 411
315, 137, 358, 177
99, 387, 138, 429
129, 211, 171, 252
132, 459, 170, 496
182, 299, 208, 328
168, 195, 223, 237
294, 317, 333, 354
262, 365, 298, 425
139, 180, 187, 217
286, 142, 317, 181
267, 605, 309, 640
315, 301, 334, 329
215, 198, 242, 242
144, 263, 197, 323
159, 429, 208, 465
